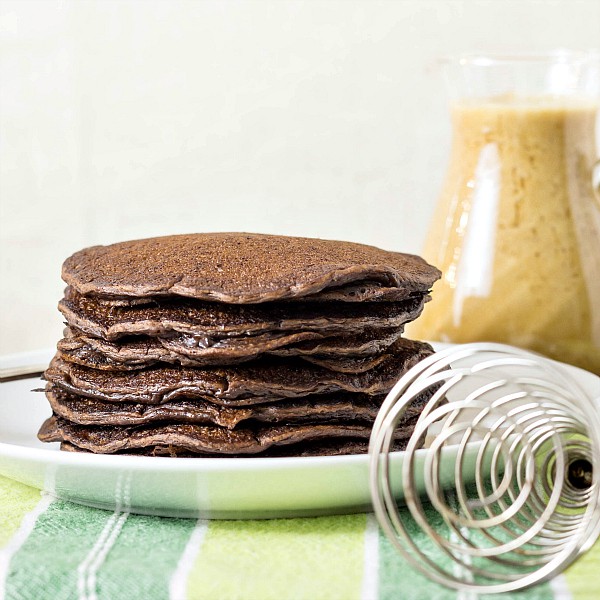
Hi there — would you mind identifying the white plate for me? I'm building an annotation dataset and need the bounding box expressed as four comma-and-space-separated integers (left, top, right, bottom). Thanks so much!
1, 346, 598, 519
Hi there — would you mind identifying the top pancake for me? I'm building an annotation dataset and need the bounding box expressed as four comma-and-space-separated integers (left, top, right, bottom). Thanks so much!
63, 233, 441, 303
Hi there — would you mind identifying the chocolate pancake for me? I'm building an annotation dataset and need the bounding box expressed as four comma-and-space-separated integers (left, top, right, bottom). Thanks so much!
39, 416, 415, 456
58, 328, 325, 369
58, 327, 404, 369
58, 287, 427, 341
89, 281, 422, 306
59, 333, 398, 374
46, 338, 435, 405
46, 386, 401, 429
58, 438, 412, 457
62, 233, 441, 302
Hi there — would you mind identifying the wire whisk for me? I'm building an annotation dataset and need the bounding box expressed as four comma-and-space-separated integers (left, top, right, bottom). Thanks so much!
369, 343, 600, 593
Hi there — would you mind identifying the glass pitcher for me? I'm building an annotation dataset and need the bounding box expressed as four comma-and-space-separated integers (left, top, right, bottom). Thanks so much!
407, 52, 600, 374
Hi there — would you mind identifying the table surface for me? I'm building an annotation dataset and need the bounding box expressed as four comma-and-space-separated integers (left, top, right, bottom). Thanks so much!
1, 475, 599, 600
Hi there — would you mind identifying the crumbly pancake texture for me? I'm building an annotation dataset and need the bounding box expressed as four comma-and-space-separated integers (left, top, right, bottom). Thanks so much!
46, 384, 429, 430
57, 330, 423, 375
45, 386, 390, 429
58, 327, 404, 369
39, 416, 418, 456
62, 233, 441, 302
46, 338, 435, 405
58, 287, 427, 342
57, 438, 411, 457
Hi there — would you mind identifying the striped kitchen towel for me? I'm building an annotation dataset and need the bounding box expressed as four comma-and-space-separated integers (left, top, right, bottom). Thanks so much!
0, 475, 598, 600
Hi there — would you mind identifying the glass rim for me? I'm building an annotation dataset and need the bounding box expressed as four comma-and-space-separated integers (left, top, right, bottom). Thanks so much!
439, 49, 600, 67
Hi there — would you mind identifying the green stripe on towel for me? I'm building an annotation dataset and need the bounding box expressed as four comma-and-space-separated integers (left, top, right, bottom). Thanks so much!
0, 476, 41, 548
565, 540, 600, 600
93, 513, 198, 600
376, 503, 556, 600
4, 501, 198, 600
377, 505, 458, 600
187, 514, 367, 600
4, 500, 115, 600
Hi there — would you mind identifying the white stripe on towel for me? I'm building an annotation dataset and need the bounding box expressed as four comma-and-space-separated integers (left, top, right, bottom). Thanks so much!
77, 472, 131, 600
168, 519, 209, 600
360, 513, 379, 600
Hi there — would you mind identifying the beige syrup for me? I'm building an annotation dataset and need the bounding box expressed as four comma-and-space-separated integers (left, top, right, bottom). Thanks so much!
407, 97, 600, 374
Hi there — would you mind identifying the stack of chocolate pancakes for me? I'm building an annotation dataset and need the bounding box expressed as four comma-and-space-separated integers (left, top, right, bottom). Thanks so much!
38, 233, 441, 457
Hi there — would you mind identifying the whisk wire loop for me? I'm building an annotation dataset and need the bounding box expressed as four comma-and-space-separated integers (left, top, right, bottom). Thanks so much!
369, 343, 600, 593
